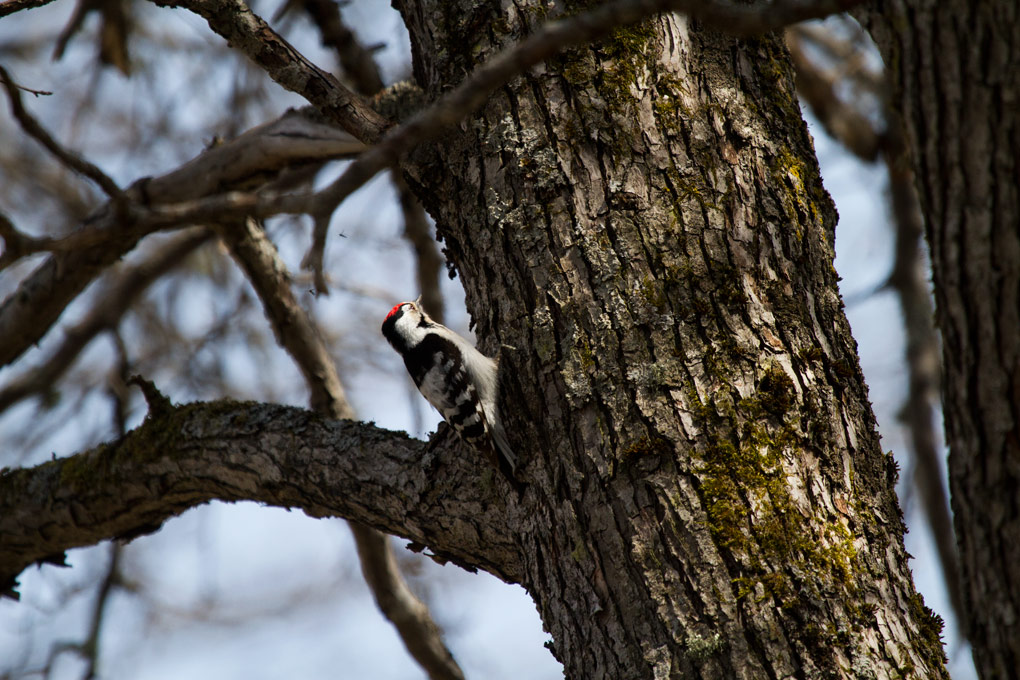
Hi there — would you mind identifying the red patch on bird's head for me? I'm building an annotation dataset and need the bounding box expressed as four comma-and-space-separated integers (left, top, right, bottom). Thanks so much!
385, 302, 407, 321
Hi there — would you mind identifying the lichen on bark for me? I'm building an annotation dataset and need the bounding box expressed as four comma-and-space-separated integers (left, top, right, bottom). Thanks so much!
397, 0, 948, 677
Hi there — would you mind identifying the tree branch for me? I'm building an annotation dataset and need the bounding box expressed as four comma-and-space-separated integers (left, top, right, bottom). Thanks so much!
295, 0, 445, 318
0, 229, 213, 414
302, 0, 864, 289
152, 0, 391, 143
294, 0, 385, 95
222, 219, 467, 680
0, 0, 59, 18
0, 108, 362, 369
0, 65, 122, 198
220, 218, 355, 418
350, 527, 465, 680
0, 401, 521, 600
0, 212, 59, 270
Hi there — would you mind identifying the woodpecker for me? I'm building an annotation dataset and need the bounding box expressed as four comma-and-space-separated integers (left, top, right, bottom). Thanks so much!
382, 299, 522, 495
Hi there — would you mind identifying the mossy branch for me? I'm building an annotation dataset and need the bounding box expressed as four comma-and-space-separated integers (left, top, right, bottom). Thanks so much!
0, 401, 523, 599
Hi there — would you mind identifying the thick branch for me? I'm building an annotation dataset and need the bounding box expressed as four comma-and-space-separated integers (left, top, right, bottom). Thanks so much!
0, 108, 362, 369
153, 0, 390, 143
218, 220, 466, 680
0, 401, 521, 599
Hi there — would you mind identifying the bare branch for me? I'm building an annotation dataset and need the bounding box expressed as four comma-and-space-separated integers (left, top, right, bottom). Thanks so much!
151, 0, 391, 143
295, 2, 447, 319
297, 0, 446, 310
301, 0, 864, 288
79, 545, 122, 678
0, 65, 122, 198
786, 29, 880, 162
883, 115, 964, 630
0, 402, 522, 599
141, 108, 366, 201
0, 212, 59, 269
0, 0, 59, 19
220, 218, 355, 419
394, 172, 445, 322
222, 219, 467, 680
31, 546, 122, 678
298, 0, 385, 95
351, 527, 466, 680
0, 228, 214, 414
0, 108, 362, 369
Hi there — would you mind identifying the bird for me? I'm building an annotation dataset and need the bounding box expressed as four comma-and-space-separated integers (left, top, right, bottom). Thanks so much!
381, 298, 523, 495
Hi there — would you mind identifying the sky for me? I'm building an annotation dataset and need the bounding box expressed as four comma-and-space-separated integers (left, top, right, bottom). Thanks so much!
0, 2, 975, 678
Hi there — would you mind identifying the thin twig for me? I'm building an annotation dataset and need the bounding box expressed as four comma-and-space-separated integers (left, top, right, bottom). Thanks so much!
0, 65, 122, 198
38, 545, 122, 679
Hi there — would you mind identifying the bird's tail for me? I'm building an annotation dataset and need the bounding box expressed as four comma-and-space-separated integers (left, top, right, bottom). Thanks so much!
490, 421, 525, 498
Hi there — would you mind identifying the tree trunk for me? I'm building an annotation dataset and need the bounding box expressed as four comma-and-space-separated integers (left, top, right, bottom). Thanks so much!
398, 2, 947, 677
860, 2, 1020, 677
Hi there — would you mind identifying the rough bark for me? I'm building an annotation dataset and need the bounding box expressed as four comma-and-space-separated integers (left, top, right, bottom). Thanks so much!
397, 1, 947, 677
859, 2, 1020, 677
223, 218, 465, 680
0, 402, 523, 594
0, 1, 961, 677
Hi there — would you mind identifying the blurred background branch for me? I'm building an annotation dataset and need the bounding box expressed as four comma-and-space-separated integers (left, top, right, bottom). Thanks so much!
788, 18, 963, 638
